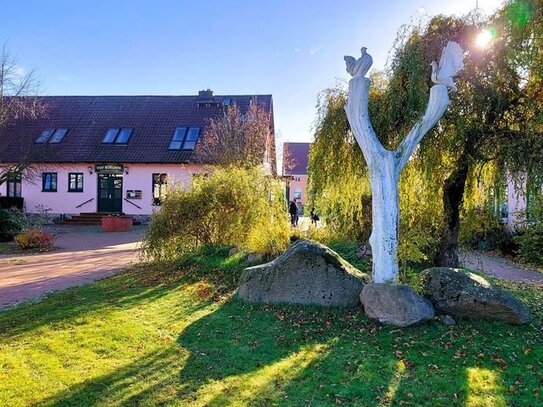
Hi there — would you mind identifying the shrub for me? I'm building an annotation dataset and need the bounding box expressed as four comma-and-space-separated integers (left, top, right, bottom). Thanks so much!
246, 215, 290, 257
460, 207, 513, 252
514, 222, 543, 265
0, 208, 27, 242
15, 228, 55, 251
144, 166, 290, 260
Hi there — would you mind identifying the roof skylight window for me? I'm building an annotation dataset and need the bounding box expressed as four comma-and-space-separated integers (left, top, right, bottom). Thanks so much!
35, 128, 69, 144
183, 127, 200, 150
115, 128, 133, 143
168, 127, 186, 150
49, 129, 68, 143
102, 128, 133, 144
168, 127, 200, 150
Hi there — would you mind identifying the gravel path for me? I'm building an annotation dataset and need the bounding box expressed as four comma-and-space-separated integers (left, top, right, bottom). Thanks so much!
460, 251, 543, 286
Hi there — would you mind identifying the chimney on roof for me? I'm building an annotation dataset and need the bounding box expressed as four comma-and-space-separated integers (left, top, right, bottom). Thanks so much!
198, 89, 213, 98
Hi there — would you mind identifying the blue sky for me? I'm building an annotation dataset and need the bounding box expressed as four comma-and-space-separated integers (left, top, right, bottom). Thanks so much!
2, 0, 499, 145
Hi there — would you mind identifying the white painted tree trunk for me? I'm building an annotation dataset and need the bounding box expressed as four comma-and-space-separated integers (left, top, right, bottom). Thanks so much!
345, 77, 450, 283
368, 153, 400, 282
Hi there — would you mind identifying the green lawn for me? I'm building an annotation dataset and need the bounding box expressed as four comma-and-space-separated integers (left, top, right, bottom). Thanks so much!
0, 241, 20, 254
0, 245, 541, 406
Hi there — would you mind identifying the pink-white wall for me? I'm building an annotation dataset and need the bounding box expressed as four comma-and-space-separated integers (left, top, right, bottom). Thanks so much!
1, 163, 206, 215
287, 174, 308, 206
506, 174, 527, 230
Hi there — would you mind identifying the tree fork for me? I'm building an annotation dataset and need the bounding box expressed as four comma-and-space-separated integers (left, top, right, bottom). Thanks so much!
345, 77, 450, 283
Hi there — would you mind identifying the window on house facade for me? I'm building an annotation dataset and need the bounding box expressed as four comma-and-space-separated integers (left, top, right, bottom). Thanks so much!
293, 187, 302, 200
168, 127, 200, 150
68, 173, 84, 192
152, 173, 168, 205
42, 173, 58, 192
6, 174, 22, 197
490, 179, 508, 220
102, 128, 133, 144
36, 128, 69, 144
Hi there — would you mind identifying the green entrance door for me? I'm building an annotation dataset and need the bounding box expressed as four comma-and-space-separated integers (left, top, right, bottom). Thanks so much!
98, 174, 123, 213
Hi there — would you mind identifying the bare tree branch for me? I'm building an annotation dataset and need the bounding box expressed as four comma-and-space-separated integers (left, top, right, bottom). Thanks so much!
195, 99, 274, 172
0, 44, 47, 186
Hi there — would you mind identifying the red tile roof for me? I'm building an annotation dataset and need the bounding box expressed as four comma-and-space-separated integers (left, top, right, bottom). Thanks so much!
0, 94, 274, 167
283, 142, 311, 175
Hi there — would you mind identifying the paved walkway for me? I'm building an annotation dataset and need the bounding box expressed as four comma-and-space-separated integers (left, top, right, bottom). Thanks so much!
461, 251, 543, 286
0, 225, 146, 309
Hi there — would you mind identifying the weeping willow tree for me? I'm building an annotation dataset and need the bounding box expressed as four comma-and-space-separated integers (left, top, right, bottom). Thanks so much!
309, 3, 543, 269
499, 0, 543, 179
308, 86, 371, 243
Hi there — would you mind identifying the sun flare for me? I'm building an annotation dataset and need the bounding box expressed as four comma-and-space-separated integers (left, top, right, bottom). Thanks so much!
476, 29, 493, 48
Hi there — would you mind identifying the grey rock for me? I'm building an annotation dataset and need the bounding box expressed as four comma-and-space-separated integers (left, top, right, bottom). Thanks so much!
442, 315, 456, 326
421, 267, 531, 325
247, 253, 264, 263
229, 247, 239, 256
360, 283, 435, 327
238, 239, 370, 307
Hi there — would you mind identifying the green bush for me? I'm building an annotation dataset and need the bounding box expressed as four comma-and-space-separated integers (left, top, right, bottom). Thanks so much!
460, 207, 514, 252
143, 166, 290, 260
514, 222, 543, 265
0, 208, 27, 242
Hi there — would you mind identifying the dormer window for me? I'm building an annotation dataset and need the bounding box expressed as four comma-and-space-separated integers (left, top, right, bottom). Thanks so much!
35, 128, 69, 144
168, 127, 200, 150
102, 128, 133, 144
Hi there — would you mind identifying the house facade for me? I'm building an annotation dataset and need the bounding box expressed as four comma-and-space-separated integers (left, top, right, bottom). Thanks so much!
283, 142, 311, 211
492, 174, 542, 230
0, 91, 275, 219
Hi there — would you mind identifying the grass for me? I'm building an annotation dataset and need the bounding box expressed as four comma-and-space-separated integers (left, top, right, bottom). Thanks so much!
0, 241, 21, 254
0, 244, 541, 406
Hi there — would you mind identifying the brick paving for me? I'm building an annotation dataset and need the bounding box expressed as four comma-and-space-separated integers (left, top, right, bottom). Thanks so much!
0, 225, 146, 309
461, 251, 543, 286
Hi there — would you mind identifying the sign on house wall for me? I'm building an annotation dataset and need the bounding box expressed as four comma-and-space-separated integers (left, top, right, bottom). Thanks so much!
95, 164, 124, 174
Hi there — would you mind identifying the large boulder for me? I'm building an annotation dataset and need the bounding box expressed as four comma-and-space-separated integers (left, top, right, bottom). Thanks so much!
421, 267, 531, 325
237, 239, 370, 307
360, 283, 435, 327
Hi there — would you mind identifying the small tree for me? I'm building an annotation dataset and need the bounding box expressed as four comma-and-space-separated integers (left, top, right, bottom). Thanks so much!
195, 99, 275, 173
0, 45, 46, 185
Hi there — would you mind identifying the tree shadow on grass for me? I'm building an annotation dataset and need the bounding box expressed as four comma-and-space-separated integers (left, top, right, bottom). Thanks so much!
0, 264, 180, 340
38, 298, 398, 407
0, 248, 248, 340
39, 345, 188, 407
175, 299, 404, 406
176, 298, 542, 406
36, 295, 541, 407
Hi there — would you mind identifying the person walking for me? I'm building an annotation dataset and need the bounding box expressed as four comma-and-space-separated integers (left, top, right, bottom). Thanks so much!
310, 208, 319, 227
289, 199, 298, 227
